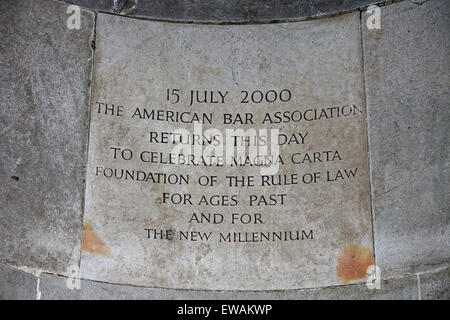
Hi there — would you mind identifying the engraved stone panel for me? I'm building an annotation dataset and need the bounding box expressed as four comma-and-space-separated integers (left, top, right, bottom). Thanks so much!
81, 12, 373, 290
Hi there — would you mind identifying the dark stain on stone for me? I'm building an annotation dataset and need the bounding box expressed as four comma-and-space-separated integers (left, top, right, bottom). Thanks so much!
10, 176, 19, 181
112, 0, 137, 14
24, 81, 36, 114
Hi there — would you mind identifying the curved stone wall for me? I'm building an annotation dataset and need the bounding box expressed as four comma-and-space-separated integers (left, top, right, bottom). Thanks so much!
0, 0, 448, 299
60, 0, 387, 23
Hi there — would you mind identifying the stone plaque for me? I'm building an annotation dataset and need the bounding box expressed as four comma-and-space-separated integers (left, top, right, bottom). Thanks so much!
81, 12, 374, 290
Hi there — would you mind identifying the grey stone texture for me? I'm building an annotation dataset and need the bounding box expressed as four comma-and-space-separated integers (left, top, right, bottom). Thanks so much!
420, 268, 450, 300
0, 0, 449, 299
362, 0, 450, 278
38, 272, 418, 300
0, 263, 37, 300
0, 0, 94, 274
60, 0, 386, 23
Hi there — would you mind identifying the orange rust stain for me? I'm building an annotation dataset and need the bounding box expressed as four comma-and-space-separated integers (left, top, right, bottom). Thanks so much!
81, 220, 112, 257
337, 244, 374, 284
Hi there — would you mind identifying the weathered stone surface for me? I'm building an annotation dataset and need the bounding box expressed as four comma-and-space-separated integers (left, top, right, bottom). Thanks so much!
82, 12, 373, 290
60, 0, 385, 23
362, 0, 450, 277
0, 262, 37, 300
420, 268, 450, 300
39, 272, 417, 299
0, 0, 446, 300
0, 0, 94, 274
